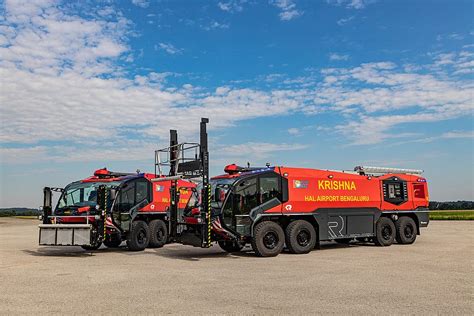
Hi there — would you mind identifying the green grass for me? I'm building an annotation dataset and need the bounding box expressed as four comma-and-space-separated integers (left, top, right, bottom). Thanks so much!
14, 216, 38, 219
429, 210, 474, 220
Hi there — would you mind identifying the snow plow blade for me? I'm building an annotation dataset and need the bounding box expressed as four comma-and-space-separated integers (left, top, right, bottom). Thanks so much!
38, 224, 92, 246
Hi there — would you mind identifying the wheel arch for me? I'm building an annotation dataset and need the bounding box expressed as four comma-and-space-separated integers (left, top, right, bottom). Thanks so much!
382, 212, 421, 235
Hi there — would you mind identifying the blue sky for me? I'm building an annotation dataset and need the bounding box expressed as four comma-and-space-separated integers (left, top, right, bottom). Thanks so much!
0, 0, 473, 207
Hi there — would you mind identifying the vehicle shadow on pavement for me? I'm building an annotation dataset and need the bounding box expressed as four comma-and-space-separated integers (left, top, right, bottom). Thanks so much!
23, 247, 96, 257
151, 245, 260, 261
317, 241, 377, 250
23, 242, 378, 259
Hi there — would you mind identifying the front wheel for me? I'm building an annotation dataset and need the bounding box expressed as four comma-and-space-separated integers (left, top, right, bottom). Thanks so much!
127, 221, 150, 251
218, 240, 244, 253
81, 242, 102, 251
104, 234, 122, 248
395, 217, 417, 244
375, 217, 396, 246
251, 221, 285, 257
285, 220, 317, 254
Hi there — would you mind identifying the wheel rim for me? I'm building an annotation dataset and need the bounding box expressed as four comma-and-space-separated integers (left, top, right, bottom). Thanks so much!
157, 228, 164, 241
137, 228, 146, 244
382, 225, 392, 240
404, 224, 414, 239
263, 231, 279, 249
296, 229, 310, 247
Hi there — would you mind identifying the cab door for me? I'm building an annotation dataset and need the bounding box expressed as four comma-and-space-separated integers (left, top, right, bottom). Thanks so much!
112, 178, 150, 231
222, 176, 258, 235
222, 172, 283, 236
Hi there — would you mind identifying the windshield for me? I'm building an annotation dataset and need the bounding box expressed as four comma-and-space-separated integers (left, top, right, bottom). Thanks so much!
57, 181, 121, 210
185, 178, 236, 212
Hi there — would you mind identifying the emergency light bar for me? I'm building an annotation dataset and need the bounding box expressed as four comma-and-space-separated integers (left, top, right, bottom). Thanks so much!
354, 166, 424, 175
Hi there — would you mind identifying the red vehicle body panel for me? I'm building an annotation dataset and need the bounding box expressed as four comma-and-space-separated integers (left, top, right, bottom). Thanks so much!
276, 167, 428, 214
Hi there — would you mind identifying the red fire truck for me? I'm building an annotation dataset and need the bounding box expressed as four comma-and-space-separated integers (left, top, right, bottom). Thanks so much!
158, 118, 430, 257
38, 169, 194, 251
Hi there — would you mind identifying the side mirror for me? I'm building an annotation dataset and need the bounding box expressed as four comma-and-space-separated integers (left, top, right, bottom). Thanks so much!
214, 187, 227, 202
214, 188, 221, 202
110, 188, 117, 201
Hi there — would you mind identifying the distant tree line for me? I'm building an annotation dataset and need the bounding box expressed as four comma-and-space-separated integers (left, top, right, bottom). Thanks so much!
429, 201, 474, 210
0, 208, 40, 217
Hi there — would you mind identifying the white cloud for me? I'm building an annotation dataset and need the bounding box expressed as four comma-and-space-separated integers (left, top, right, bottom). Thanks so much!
0, 0, 129, 77
200, 21, 230, 31
437, 33, 466, 42
313, 52, 474, 144
218, 1, 244, 13
327, 0, 375, 10
288, 128, 300, 135
337, 16, 354, 26
131, 0, 149, 9
155, 42, 183, 55
329, 53, 349, 61
441, 131, 474, 139
270, 0, 303, 21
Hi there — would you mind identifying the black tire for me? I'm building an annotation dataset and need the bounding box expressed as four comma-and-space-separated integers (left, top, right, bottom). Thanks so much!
218, 240, 244, 253
104, 234, 122, 248
148, 219, 168, 248
251, 221, 285, 257
395, 217, 417, 244
127, 221, 150, 251
335, 238, 352, 244
285, 220, 317, 254
375, 217, 396, 246
81, 242, 102, 251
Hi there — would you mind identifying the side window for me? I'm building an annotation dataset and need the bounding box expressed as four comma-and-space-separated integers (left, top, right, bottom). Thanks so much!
119, 186, 134, 212
413, 183, 426, 199
222, 192, 233, 227
260, 175, 281, 203
136, 180, 149, 203
66, 188, 82, 206
234, 178, 258, 215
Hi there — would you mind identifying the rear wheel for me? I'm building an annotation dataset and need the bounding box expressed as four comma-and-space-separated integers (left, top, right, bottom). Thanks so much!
285, 220, 317, 254
218, 240, 244, 253
127, 221, 150, 251
251, 221, 285, 257
395, 217, 417, 244
375, 217, 396, 246
148, 219, 168, 248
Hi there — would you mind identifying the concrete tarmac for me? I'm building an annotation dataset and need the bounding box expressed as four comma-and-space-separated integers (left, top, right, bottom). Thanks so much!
0, 218, 472, 314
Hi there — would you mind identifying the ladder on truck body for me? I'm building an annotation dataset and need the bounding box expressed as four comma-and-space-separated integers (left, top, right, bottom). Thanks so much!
153, 118, 211, 248
354, 166, 424, 175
